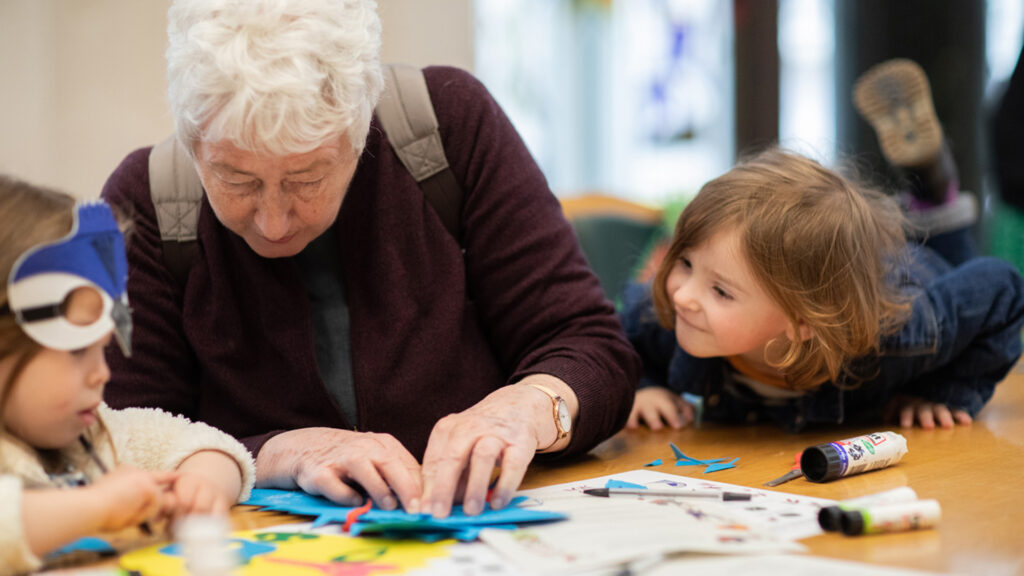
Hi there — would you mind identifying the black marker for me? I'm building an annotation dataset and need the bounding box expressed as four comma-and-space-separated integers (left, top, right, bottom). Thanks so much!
583, 487, 751, 501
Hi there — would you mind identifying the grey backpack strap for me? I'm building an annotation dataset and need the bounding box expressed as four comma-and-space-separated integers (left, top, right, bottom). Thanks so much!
377, 63, 464, 242
148, 135, 203, 291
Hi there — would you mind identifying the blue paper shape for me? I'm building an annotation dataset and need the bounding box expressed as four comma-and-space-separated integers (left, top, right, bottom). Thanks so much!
666, 442, 739, 473
605, 479, 647, 489
675, 457, 726, 466
644, 458, 663, 467
349, 521, 495, 542
159, 539, 276, 563
242, 489, 565, 531
669, 442, 687, 461
703, 457, 740, 474
47, 536, 115, 559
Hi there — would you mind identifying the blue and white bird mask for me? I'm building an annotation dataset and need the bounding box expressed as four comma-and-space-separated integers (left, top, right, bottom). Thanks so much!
5, 200, 132, 356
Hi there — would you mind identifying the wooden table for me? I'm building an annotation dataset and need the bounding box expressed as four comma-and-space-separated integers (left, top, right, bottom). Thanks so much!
60, 368, 1024, 575
521, 366, 1024, 575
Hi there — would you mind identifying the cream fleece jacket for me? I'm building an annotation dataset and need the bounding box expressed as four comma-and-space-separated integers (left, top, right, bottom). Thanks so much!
0, 403, 255, 574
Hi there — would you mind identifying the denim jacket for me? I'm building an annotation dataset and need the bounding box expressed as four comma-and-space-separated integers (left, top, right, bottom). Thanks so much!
621, 247, 1024, 432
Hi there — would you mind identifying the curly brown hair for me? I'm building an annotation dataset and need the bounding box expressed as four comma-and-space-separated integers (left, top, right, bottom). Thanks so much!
652, 148, 914, 390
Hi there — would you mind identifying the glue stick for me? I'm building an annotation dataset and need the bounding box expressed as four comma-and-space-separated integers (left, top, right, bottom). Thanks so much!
818, 486, 918, 531
177, 515, 238, 576
839, 499, 941, 536
800, 431, 907, 483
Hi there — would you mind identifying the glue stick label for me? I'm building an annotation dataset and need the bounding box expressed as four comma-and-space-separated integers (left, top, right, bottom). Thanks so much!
802, 431, 909, 482
830, 431, 907, 477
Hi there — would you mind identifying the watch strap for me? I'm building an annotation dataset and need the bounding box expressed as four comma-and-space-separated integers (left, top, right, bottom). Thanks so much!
526, 383, 569, 452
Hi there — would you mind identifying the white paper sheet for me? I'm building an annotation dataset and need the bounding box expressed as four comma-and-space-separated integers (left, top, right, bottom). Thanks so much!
479, 469, 832, 575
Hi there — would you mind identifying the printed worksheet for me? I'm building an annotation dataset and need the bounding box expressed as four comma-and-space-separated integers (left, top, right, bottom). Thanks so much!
480, 469, 833, 575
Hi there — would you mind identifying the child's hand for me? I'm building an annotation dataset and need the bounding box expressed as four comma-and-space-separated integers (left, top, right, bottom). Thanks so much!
884, 395, 973, 429
168, 472, 232, 521
87, 466, 176, 532
170, 449, 243, 522
627, 387, 695, 430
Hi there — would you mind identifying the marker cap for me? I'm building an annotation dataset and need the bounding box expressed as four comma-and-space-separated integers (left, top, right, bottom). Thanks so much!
839, 510, 866, 535
818, 505, 844, 531
801, 444, 843, 483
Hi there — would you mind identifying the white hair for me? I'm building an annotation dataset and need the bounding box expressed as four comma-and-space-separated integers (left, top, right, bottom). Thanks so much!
166, 0, 384, 156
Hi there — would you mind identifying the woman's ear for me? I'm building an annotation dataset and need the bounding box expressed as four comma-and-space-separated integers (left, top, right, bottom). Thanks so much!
786, 320, 815, 342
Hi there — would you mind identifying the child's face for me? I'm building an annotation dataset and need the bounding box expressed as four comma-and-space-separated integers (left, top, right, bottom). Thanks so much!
665, 227, 793, 362
1, 332, 111, 450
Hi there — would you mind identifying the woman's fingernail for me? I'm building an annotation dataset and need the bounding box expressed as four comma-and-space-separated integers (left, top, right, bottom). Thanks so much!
465, 498, 481, 515
406, 498, 420, 514
490, 496, 505, 510
381, 495, 397, 510
432, 502, 447, 518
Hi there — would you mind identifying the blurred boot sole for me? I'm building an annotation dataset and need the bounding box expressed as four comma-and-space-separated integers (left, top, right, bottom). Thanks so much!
853, 59, 943, 168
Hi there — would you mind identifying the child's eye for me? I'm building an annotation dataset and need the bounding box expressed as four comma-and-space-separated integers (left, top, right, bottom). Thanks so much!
679, 257, 692, 269
713, 286, 733, 300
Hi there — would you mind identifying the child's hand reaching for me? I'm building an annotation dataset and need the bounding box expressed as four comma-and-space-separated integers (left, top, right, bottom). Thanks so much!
884, 395, 973, 429
168, 450, 244, 522
169, 471, 233, 520
87, 466, 177, 532
627, 387, 695, 430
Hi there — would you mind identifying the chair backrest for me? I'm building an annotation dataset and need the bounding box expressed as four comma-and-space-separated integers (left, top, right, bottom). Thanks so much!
560, 193, 666, 304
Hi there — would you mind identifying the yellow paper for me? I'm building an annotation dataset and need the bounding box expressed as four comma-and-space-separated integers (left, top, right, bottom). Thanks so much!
120, 530, 454, 575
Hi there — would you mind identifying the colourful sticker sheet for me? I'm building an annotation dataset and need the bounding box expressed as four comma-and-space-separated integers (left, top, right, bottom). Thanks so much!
120, 530, 453, 576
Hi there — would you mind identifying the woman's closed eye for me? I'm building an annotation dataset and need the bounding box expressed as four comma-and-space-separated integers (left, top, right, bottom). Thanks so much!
218, 175, 260, 193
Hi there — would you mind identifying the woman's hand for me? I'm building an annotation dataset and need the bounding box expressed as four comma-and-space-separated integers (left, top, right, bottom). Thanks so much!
255, 427, 422, 513
884, 395, 973, 429
420, 375, 578, 519
626, 387, 694, 430
169, 450, 244, 521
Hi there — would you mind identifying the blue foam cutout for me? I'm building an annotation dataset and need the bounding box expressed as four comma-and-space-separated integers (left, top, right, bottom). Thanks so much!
703, 458, 740, 474
605, 479, 647, 489
242, 489, 564, 530
669, 442, 687, 461
644, 458, 663, 466
47, 536, 115, 558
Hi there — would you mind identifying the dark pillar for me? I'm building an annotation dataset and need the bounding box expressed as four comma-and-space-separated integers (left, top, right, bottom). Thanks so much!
835, 1, 987, 195
734, 0, 779, 157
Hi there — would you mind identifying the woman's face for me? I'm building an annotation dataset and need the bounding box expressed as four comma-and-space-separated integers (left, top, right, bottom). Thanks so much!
1, 334, 111, 450
194, 135, 360, 258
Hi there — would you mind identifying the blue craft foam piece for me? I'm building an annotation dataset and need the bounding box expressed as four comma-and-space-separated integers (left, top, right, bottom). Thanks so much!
675, 457, 726, 467
645, 458, 663, 466
243, 489, 564, 529
669, 442, 686, 461
47, 536, 116, 558
605, 479, 647, 489
703, 457, 739, 474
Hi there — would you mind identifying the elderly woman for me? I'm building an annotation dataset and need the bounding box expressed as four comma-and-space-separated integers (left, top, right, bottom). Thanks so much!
101, 0, 639, 518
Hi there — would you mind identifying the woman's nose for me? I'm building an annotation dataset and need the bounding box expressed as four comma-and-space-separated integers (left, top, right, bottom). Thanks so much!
254, 187, 292, 240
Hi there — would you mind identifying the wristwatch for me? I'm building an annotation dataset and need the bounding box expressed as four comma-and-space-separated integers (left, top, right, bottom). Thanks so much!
527, 383, 572, 452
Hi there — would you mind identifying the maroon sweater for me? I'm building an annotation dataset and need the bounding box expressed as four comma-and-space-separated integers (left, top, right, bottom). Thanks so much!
101, 66, 639, 460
